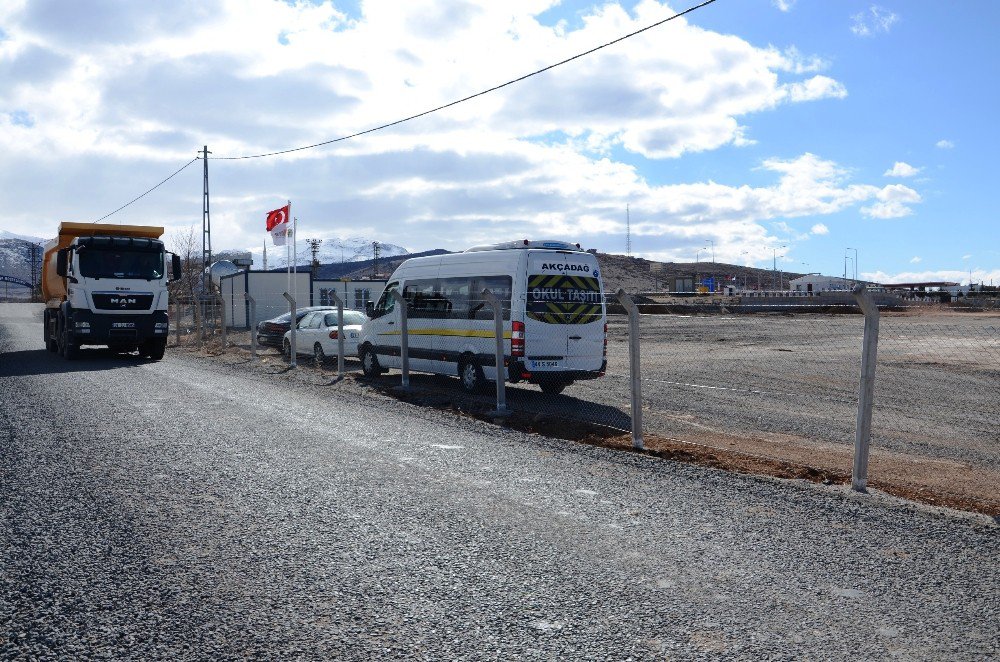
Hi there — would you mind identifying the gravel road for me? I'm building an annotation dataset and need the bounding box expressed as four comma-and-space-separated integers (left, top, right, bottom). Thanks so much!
2, 303, 998, 660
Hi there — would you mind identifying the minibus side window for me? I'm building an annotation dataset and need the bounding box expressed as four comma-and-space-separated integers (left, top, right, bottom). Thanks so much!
439, 278, 470, 320
403, 279, 442, 319
469, 275, 512, 320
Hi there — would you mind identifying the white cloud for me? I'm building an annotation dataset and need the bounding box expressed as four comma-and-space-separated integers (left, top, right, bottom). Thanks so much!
864, 269, 1000, 287
772, 0, 797, 12
962, 254, 972, 260
851, 5, 899, 37
883, 161, 920, 177
909, 256, 921, 263
810, 223, 828, 235
935, 139, 954, 149
0, 1, 899, 263
860, 184, 922, 219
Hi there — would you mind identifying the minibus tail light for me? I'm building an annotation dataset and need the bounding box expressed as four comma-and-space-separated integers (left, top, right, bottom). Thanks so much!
511, 320, 525, 357
603, 322, 608, 357
329, 329, 339, 339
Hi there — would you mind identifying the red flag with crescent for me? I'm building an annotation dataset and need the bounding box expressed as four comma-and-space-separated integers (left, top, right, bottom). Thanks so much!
266, 204, 291, 245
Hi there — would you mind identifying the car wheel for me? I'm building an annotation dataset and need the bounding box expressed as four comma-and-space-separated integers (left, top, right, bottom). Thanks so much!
314, 343, 326, 364
539, 379, 568, 395
458, 357, 486, 394
361, 346, 382, 378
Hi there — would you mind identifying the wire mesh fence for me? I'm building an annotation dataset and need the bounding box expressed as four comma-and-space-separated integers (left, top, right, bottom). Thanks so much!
630, 304, 863, 465
869, 310, 1000, 507
177, 288, 1000, 512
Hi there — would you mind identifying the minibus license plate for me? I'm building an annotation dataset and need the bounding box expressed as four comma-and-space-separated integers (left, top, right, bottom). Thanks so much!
530, 359, 561, 369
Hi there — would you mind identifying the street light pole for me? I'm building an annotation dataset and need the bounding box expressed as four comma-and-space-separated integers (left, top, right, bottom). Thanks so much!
846, 247, 858, 284
772, 245, 785, 290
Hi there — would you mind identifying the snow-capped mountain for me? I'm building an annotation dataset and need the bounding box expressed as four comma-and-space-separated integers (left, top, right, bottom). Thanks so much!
0, 230, 48, 243
0, 233, 48, 298
249, 237, 409, 270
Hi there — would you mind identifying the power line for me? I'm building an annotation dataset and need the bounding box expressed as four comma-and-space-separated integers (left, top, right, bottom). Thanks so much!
89, 0, 719, 223
212, 0, 718, 161
92, 156, 201, 223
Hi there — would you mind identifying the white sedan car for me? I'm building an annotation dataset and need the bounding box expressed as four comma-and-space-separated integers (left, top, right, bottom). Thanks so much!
283, 309, 367, 363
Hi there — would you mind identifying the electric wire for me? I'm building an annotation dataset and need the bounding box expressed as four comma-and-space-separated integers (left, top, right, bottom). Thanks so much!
212, 0, 718, 160
92, 157, 200, 223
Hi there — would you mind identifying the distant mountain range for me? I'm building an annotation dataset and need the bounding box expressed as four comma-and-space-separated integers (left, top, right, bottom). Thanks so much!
245, 237, 409, 271
0, 233, 46, 298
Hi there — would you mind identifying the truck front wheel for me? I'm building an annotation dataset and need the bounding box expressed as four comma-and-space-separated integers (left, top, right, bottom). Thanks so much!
141, 338, 167, 361
44, 310, 58, 352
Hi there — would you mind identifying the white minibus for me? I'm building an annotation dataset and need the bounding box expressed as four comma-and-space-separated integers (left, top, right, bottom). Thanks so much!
358, 240, 607, 394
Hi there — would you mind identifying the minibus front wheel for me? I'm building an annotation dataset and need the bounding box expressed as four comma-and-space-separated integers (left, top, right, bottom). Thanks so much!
458, 356, 486, 394
360, 345, 384, 377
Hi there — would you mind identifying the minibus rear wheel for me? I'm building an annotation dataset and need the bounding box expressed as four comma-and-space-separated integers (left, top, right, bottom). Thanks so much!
539, 379, 568, 395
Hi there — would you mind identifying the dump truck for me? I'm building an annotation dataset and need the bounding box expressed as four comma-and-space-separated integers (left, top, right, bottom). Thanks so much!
42, 222, 181, 360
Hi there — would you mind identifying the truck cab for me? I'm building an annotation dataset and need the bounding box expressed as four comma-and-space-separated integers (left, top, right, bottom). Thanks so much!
42, 223, 181, 360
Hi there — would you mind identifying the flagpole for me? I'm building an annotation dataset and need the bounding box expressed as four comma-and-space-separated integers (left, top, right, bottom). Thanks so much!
292, 214, 298, 310
286, 200, 292, 296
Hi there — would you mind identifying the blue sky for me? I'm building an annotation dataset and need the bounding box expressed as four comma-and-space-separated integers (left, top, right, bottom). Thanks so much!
0, 0, 996, 284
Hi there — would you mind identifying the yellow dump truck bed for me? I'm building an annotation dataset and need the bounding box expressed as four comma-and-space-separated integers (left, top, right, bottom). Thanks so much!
42, 222, 165, 304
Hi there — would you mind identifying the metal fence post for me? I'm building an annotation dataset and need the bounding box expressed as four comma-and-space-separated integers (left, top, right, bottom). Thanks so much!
173, 299, 180, 346
616, 289, 644, 450
283, 292, 297, 369
217, 294, 227, 350
245, 292, 257, 361
197, 300, 204, 348
329, 291, 346, 378
482, 288, 510, 417
851, 284, 880, 492
390, 289, 409, 389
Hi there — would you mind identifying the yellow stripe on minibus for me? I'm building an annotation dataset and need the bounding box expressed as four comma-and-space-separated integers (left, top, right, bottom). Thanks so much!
379, 329, 512, 339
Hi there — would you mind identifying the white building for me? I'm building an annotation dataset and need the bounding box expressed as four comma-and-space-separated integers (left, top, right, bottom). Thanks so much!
788, 274, 852, 294
218, 270, 386, 328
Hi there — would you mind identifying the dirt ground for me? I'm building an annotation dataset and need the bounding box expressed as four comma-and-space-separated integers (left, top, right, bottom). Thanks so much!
177, 307, 1000, 516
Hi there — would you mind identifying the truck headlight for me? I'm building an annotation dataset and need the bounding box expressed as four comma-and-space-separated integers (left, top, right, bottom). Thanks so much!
154, 322, 168, 329
75, 321, 90, 328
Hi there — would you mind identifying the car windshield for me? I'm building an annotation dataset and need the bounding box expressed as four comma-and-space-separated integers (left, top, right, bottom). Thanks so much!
78, 248, 164, 280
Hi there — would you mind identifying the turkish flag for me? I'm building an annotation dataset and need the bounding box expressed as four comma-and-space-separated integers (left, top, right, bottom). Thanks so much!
266, 204, 291, 245
266, 205, 290, 232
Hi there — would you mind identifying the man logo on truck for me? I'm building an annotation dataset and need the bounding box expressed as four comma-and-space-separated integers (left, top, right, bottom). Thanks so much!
110, 297, 137, 307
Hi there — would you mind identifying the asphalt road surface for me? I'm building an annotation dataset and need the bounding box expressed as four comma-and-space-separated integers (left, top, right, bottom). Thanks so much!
2, 303, 998, 660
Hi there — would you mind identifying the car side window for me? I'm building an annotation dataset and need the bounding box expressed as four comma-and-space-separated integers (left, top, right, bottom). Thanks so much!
324, 313, 339, 327
310, 314, 324, 329
297, 312, 315, 329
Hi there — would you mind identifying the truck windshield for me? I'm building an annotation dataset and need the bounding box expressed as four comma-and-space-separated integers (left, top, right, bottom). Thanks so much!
78, 248, 164, 280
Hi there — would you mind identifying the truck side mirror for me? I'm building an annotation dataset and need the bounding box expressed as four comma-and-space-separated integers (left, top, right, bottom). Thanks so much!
56, 249, 69, 277
171, 254, 182, 282
365, 301, 375, 317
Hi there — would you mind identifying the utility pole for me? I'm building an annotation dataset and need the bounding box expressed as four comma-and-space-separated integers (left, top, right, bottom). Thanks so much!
201, 145, 212, 293
372, 242, 380, 279
263, 243, 268, 271
307, 238, 322, 278
30, 244, 39, 301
